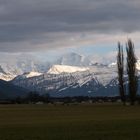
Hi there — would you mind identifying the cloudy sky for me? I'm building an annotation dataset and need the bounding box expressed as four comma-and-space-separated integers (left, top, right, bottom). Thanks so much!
0, 0, 140, 63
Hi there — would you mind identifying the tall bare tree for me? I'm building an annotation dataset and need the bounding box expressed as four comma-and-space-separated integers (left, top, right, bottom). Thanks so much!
117, 42, 126, 105
126, 39, 138, 105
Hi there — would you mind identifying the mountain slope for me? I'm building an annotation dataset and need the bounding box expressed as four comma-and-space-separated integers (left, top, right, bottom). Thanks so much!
11, 65, 119, 97
12, 71, 99, 94
0, 80, 28, 99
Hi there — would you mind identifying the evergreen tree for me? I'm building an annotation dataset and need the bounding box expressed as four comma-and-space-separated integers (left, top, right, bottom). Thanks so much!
126, 39, 138, 105
117, 42, 126, 105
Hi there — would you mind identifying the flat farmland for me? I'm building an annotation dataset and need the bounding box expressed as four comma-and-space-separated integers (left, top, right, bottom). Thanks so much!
0, 104, 140, 140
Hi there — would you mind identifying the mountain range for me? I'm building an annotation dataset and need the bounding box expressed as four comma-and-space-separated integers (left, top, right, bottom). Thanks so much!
0, 52, 140, 98
0, 52, 108, 81
10, 64, 119, 97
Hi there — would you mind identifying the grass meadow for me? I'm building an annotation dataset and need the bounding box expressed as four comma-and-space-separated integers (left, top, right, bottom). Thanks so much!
0, 104, 140, 140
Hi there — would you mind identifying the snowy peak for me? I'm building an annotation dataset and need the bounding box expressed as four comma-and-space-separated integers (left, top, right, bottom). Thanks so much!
0, 66, 16, 81
136, 59, 140, 71
23, 72, 43, 78
22, 71, 43, 78
14, 71, 43, 80
108, 60, 140, 70
0, 73, 16, 81
107, 60, 140, 73
47, 65, 90, 74
108, 62, 117, 68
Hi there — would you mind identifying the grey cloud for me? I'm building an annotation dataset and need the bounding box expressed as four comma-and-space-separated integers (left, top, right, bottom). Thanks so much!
0, 0, 140, 52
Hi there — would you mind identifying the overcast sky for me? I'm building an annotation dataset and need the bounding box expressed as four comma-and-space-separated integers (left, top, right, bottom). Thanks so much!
0, 0, 140, 62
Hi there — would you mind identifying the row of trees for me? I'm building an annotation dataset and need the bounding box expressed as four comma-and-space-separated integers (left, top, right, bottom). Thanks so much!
117, 39, 138, 105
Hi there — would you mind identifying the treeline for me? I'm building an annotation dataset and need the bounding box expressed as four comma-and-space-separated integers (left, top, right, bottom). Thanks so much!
1, 94, 140, 105
117, 39, 138, 105
2, 92, 140, 104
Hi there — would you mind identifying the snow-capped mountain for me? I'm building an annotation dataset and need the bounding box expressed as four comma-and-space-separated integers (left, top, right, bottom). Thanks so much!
12, 70, 102, 96
0, 53, 51, 76
0, 73, 16, 81
47, 65, 90, 74
108, 62, 117, 68
0, 66, 16, 81
11, 64, 118, 97
23, 72, 43, 78
108, 59, 140, 71
0, 52, 111, 80
0, 53, 51, 81
12, 66, 140, 97
14, 71, 43, 80
2, 52, 140, 97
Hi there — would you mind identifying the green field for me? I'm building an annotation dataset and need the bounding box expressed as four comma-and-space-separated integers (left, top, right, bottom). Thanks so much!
0, 104, 140, 140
